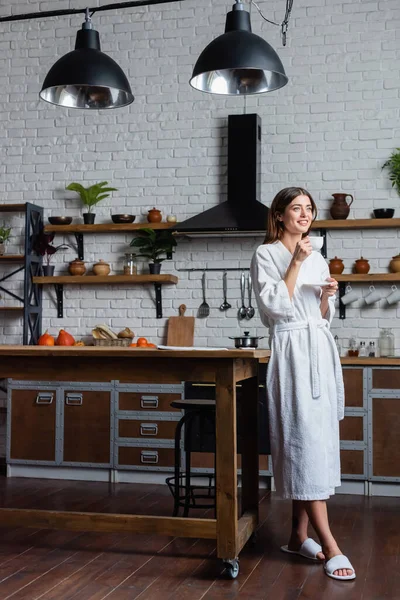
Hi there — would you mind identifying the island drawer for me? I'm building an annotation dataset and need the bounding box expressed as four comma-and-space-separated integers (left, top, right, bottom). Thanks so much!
118, 392, 182, 413
117, 446, 175, 468
118, 419, 177, 440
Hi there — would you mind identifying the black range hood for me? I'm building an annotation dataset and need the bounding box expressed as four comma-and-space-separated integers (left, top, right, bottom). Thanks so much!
175, 113, 268, 237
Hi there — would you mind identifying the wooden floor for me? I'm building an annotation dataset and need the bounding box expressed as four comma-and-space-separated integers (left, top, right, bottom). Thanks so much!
0, 477, 397, 599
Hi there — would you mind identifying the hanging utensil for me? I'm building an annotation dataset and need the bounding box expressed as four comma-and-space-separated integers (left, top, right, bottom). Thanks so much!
220, 271, 232, 311
246, 273, 255, 319
238, 271, 247, 320
198, 272, 210, 318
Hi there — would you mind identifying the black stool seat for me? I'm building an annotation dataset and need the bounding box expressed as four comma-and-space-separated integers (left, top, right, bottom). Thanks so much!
166, 399, 216, 517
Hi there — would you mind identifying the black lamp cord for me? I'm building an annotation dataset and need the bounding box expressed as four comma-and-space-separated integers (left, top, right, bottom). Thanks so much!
250, 0, 294, 46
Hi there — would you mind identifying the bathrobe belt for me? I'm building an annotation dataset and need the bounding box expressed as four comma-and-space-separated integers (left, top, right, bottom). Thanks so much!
271, 319, 345, 420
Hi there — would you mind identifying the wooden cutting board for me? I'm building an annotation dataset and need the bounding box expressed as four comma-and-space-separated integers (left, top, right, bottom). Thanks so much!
167, 304, 195, 347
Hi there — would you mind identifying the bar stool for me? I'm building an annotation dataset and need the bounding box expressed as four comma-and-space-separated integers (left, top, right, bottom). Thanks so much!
166, 399, 216, 517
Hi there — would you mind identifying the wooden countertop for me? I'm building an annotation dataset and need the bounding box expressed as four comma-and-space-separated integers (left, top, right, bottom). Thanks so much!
0, 345, 269, 360
258, 354, 400, 365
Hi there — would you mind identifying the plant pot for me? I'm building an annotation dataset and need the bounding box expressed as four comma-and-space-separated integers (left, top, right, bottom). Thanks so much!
83, 213, 95, 224
42, 265, 55, 276
0, 242, 5, 256
149, 263, 161, 274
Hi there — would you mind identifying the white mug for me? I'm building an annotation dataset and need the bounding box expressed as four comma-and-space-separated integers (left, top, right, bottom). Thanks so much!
309, 236, 324, 252
387, 285, 400, 305
341, 285, 360, 305
364, 285, 382, 305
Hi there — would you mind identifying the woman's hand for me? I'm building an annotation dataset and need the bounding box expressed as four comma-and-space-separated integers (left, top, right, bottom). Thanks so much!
292, 236, 312, 264
321, 277, 338, 298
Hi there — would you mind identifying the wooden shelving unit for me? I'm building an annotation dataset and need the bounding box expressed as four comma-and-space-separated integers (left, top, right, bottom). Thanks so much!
0, 307, 24, 312
32, 274, 179, 319
312, 218, 400, 230
0, 204, 27, 213
0, 255, 25, 262
335, 273, 400, 282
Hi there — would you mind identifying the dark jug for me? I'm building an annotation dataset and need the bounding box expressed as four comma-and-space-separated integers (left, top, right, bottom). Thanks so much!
330, 193, 354, 220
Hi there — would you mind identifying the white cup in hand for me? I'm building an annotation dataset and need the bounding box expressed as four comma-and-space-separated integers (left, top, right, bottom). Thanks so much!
387, 285, 400, 305
341, 285, 360, 305
309, 236, 324, 251
364, 285, 382, 305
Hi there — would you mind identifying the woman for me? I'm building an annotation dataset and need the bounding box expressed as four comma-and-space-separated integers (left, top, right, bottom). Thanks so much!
250, 187, 356, 581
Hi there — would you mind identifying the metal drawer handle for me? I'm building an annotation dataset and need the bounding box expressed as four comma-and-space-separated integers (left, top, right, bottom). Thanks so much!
141, 396, 159, 409
140, 423, 158, 436
141, 450, 159, 464
35, 392, 53, 405
65, 393, 83, 406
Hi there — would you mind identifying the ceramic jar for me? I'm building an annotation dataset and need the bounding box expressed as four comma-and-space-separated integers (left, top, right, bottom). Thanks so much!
354, 257, 370, 274
389, 255, 400, 273
92, 259, 111, 276
330, 193, 354, 220
329, 257, 345, 275
68, 259, 86, 276
166, 214, 177, 224
147, 208, 162, 223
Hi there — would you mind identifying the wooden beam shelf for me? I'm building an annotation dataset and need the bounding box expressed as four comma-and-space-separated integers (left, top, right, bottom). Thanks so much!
312, 218, 400, 230
0, 306, 23, 311
335, 273, 400, 282
0, 204, 27, 213
32, 274, 178, 319
0, 255, 25, 262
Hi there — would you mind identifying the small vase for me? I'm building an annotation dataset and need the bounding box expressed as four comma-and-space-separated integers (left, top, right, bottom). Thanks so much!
83, 213, 96, 224
149, 263, 161, 274
68, 259, 86, 276
92, 259, 111, 276
354, 257, 370, 274
329, 257, 344, 275
42, 264, 55, 276
147, 208, 162, 223
0, 242, 5, 256
330, 193, 354, 220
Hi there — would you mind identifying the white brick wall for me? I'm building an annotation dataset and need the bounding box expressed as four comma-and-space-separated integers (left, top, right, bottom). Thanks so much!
0, 0, 399, 353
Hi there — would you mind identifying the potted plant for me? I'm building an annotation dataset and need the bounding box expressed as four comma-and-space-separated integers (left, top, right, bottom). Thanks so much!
33, 231, 69, 276
130, 228, 177, 274
382, 148, 400, 196
0, 226, 11, 255
66, 181, 118, 224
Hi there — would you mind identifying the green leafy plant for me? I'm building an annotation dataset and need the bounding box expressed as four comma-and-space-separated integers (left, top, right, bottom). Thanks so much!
0, 227, 11, 243
66, 181, 118, 213
382, 148, 400, 196
130, 228, 177, 264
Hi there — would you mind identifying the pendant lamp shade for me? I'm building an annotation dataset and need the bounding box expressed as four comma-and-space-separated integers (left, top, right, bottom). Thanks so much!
190, 1, 288, 95
40, 14, 134, 109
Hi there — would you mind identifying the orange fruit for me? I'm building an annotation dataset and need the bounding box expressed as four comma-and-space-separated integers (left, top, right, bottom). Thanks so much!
146, 343, 157, 348
137, 337, 148, 347
129, 343, 137, 347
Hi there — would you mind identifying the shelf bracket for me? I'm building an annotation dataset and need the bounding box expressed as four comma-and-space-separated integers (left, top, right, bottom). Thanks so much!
339, 281, 346, 320
154, 283, 162, 318
318, 228, 327, 258
55, 284, 64, 318
74, 233, 84, 260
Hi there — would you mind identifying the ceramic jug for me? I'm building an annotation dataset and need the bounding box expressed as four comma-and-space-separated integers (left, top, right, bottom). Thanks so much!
330, 193, 354, 220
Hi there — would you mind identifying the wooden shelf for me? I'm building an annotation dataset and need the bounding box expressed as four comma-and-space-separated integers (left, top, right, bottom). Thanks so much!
312, 218, 400, 230
0, 255, 25, 262
33, 274, 178, 285
0, 306, 23, 311
335, 273, 400, 282
43, 222, 174, 233
0, 204, 26, 213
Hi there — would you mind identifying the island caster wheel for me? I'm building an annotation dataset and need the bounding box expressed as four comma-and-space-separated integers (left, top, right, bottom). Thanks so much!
224, 559, 239, 579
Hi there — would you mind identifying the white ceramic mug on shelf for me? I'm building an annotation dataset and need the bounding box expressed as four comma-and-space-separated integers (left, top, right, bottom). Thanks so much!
341, 285, 360, 305
364, 285, 382, 305
386, 285, 400, 305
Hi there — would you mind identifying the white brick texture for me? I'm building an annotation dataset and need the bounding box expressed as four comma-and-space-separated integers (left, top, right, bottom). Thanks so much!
0, 0, 399, 353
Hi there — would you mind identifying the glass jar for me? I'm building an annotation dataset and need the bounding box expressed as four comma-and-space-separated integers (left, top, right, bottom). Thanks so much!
123, 253, 137, 276
368, 341, 376, 357
379, 328, 395, 357
348, 336, 359, 357
358, 341, 367, 357
334, 335, 342, 357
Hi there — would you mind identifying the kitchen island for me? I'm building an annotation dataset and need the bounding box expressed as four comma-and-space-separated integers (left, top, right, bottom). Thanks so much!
0, 345, 268, 578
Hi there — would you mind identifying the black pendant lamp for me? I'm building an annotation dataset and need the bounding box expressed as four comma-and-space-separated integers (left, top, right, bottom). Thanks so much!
190, 0, 288, 95
40, 9, 134, 109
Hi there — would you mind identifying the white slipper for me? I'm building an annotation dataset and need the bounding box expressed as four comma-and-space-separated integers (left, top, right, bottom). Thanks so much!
324, 555, 356, 580
280, 538, 324, 562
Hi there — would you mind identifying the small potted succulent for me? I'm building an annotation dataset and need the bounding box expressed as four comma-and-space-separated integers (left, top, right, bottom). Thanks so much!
382, 148, 400, 196
0, 226, 11, 255
66, 181, 118, 224
33, 231, 69, 276
130, 228, 177, 274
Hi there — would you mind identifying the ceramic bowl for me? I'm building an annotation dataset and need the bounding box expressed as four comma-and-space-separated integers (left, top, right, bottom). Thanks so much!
48, 216, 73, 225
373, 209, 394, 219
111, 214, 136, 224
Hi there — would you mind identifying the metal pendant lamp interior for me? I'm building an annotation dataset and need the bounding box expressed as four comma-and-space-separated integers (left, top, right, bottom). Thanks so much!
190, 0, 288, 95
40, 9, 134, 109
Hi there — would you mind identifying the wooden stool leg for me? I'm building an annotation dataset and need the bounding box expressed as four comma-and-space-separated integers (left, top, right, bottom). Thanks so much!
241, 375, 259, 517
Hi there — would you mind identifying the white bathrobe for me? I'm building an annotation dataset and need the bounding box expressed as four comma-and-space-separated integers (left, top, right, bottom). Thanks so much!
251, 241, 344, 500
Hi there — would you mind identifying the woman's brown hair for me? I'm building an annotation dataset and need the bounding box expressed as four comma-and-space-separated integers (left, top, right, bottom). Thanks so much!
264, 187, 317, 244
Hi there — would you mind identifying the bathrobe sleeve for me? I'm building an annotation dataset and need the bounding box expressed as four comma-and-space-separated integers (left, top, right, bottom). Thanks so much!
251, 246, 295, 321
318, 254, 336, 324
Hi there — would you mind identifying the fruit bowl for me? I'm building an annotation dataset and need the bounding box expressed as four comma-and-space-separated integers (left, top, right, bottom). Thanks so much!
111, 214, 136, 224
373, 209, 394, 219
48, 216, 73, 225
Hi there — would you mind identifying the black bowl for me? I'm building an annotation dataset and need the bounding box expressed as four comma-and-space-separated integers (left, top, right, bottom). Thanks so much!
111, 214, 136, 224
373, 208, 394, 219
48, 216, 73, 225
